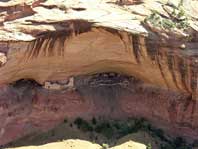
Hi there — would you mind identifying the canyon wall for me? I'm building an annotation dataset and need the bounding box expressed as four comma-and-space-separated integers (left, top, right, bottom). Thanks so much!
0, 0, 197, 146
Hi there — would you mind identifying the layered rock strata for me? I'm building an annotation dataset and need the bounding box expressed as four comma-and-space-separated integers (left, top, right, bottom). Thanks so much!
0, 0, 197, 146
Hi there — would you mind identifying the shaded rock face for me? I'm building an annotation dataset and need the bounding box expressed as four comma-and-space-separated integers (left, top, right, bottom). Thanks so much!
0, 74, 197, 146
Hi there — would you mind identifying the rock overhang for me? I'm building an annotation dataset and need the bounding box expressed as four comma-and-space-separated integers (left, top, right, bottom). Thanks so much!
0, 25, 197, 99
0, 0, 198, 146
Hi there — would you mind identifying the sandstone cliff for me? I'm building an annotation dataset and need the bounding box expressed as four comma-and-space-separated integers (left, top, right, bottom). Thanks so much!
0, 0, 197, 146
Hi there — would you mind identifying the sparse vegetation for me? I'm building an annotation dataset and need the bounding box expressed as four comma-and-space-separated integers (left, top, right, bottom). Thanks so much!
92, 117, 97, 125
7, 117, 193, 149
101, 143, 109, 149
74, 117, 93, 132
147, 143, 152, 149
63, 118, 68, 123
171, 137, 191, 149
95, 122, 114, 138
144, 3, 190, 30
73, 117, 192, 149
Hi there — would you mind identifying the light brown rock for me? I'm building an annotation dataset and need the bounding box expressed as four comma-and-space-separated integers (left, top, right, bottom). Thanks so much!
0, 0, 197, 146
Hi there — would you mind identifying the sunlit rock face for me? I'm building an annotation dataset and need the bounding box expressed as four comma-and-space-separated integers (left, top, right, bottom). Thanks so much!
0, 25, 197, 98
0, 0, 198, 146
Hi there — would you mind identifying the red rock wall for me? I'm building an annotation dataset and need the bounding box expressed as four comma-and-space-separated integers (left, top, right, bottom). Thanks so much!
0, 74, 197, 146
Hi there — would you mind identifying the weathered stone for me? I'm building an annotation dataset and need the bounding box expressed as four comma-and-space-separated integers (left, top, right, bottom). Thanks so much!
0, 0, 197, 146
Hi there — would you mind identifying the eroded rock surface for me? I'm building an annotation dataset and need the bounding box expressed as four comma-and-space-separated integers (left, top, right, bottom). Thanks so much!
0, 74, 197, 146
0, 0, 197, 146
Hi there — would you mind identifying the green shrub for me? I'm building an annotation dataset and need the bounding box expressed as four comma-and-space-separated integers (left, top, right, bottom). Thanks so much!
69, 118, 191, 149
95, 122, 114, 138
145, 6, 189, 30
63, 118, 67, 123
74, 118, 93, 132
92, 117, 97, 125
171, 137, 190, 149
102, 143, 109, 149
160, 143, 175, 149
150, 128, 166, 141
147, 143, 152, 149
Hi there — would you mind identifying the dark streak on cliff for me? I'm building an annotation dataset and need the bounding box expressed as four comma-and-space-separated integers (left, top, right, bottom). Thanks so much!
132, 35, 141, 63
145, 37, 157, 61
156, 51, 170, 88
25, 20, 93, 59
178, 57, 189, 92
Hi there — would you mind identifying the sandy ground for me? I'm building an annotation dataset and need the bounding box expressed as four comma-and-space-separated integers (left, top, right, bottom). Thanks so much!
6, 139, 146, 149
